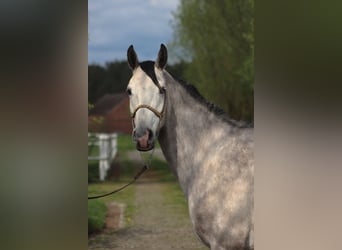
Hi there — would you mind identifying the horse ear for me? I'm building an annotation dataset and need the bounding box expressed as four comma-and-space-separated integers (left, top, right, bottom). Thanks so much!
156, 44, 168, 69
127, 45, 139, 70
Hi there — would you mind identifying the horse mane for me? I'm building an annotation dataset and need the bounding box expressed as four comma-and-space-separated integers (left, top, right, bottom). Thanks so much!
139, 61, 162, 89
137, 60, 252, 128
168, 72, 253, 128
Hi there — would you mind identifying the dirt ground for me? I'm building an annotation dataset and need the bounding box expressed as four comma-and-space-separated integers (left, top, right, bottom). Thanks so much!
88, 151, 208, 250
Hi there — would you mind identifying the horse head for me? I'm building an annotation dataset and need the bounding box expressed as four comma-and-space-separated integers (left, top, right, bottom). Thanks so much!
126, 44, 168, 151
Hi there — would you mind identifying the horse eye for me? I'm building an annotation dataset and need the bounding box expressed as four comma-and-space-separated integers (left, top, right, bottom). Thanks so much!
126, 88, 132, 96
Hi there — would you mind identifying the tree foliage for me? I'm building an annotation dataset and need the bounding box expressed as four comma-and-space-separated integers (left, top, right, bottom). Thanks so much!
88, 61, 131, 104
172, 0, 254, 121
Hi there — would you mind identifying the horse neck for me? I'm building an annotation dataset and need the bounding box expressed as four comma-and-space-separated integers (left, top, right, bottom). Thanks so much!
158, 72, 231, 194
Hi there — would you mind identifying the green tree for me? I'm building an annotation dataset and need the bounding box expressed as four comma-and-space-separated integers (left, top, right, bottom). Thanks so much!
88, 61, 131, 104
103, 61, 131, 94
172, 0, 254, 121
88, 65, 106, 104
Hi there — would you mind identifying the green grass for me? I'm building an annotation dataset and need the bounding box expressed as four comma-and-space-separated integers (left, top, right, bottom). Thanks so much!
150, 158, 177, 182
88, 135, 138, 233
88, 199, 107, 233
88, 181, 136, 230
117, 134, 135, 152
162, 182, 189, 214
88, 134, 178, 235
149, 158, 188, 214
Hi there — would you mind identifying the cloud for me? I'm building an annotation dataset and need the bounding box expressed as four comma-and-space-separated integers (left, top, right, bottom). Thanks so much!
88, 0, 179, 65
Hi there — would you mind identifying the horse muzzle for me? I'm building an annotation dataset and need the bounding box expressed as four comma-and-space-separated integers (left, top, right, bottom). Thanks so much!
134, 128, 155, 151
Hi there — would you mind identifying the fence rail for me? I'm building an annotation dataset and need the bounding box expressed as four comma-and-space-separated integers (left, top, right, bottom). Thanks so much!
88, 133, 118, 181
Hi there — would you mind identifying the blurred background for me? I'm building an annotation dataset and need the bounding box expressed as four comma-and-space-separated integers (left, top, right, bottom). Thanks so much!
88, 0, 254, 123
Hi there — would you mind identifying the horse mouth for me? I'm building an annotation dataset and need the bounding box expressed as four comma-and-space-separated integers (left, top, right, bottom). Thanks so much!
136, 142, 155, 152
135, 129, 154, 151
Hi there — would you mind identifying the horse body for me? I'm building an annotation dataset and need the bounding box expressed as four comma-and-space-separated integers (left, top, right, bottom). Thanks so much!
158, 71, 254, 250
127, 44, 254, 250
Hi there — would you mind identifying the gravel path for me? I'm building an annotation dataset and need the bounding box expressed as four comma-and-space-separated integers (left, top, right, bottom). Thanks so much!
88, 154, 207, 250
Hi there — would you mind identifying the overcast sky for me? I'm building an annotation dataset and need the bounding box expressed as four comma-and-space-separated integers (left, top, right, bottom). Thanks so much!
88, 0, 179, 65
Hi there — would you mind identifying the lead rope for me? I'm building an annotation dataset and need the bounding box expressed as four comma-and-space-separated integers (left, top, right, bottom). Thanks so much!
87, 165, 148, 200
87, 149, 155, 200
88, 87, 166, 200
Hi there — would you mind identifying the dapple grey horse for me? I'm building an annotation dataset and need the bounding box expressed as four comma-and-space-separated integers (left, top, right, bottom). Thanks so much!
126, 44, 254, 250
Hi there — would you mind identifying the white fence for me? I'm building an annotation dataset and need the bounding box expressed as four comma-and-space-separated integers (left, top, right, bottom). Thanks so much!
88, 133, 118, 181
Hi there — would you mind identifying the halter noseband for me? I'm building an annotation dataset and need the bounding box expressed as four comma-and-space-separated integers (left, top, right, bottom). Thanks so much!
130, 87, 166, 129
131, 103, 164, 120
